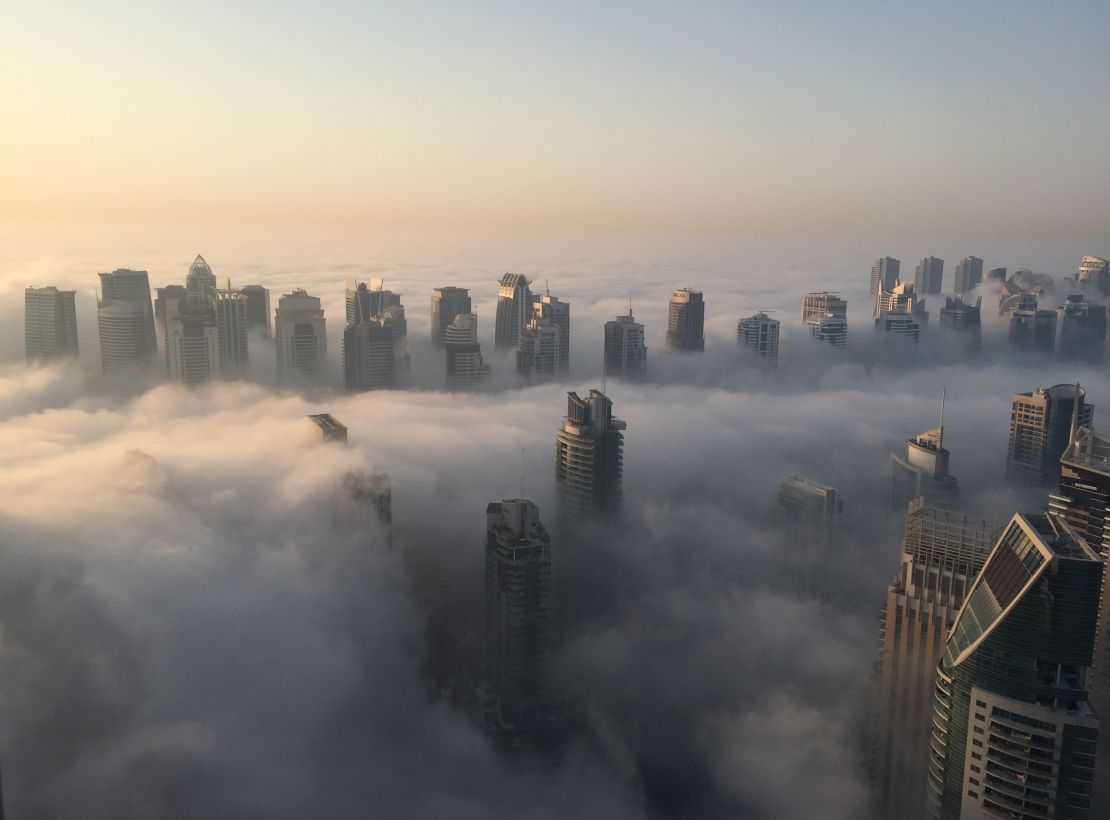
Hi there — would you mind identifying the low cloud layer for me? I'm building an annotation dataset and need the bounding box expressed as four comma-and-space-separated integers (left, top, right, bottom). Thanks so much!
2, 235, 1108, 818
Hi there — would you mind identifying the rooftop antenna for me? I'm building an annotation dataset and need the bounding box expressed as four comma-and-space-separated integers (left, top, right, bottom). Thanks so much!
520, 446, 526, 500
546, 278, 550, 297
629, 297, 633, 317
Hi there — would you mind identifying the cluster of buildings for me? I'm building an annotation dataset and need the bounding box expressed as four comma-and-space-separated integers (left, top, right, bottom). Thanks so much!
862, 381, 1110, 819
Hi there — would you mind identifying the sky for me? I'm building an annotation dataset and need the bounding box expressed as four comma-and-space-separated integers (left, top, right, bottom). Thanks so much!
3, 1, 1109, 238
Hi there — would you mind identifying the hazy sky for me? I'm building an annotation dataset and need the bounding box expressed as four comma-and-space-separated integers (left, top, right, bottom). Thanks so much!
4, 1, 1109, 237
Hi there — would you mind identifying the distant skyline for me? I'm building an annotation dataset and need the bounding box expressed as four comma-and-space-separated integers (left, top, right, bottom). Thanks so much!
3, 2, 1109, 238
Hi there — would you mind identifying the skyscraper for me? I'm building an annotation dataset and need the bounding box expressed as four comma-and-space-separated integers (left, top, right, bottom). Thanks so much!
343, 317, 394, 390
951, 256, 984, 295
603, 309, 647, 380
1007, 384, 1093, 485
431, 286, 472, 349
25, 286, 78, 361
938, 295, 981, 351
185, 255, 217, 311
485, 498, 552, 713
494, 273, 532, 350
554, 390, 625, 525
875, 280, 928, 321
876, 312, 922, 342
737, 311, 780, 365
1008, 308, 1057, 354
802, 292, 848, 349
214, 286, 249, 376
666, 288, 705, 352
871, 257, 900, 297
997, 279, 1040, 316
872, 499, 995, 820
1057, 294, 1107, 362
275, 289, 327, 378
533, 292, 570, 372
516, 316, 560, 382
445, 312, 489, 390
159, 284, 219, 386
891, 425, 960, 509
239, 285, 271, 335
1048, 426, 1110, 727
346, 278, 409, 371
914, 257, 944, 295
774, 476, 840, 594
97, 269, 157, 372
1076, 255, 1110, 292
926, 512, 1102, 820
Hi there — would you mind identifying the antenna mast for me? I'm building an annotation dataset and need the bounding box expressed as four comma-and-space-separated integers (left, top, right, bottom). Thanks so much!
938, 386, 946, 448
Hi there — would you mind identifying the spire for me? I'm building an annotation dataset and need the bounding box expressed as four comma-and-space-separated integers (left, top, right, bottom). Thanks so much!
1069, 381, 1081, 446
939, 387, 946, 449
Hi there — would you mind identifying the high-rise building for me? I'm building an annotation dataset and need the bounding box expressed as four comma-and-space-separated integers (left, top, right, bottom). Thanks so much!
485, 498, 552, 712
1048, 427, 1110, 727
154, 285, 187, 342
1008, 308, 1057, 354
1058, 294, 1107, 362
876, 312, 922, 342
516, 316, 560, 382
875, 280, 928, 321
986, 267, 1007, 283
494, 273, 532, 350
926, 512, 1102, 820
1076, 255, 1110, 293
1008, 384, 1093, 485
214, 286, 249, 376
343, 316, 394, 390
555, 390, 625, 525
239, 285, 271, 335
346, 278, 409, 371
871, 257, 901, 297
97, 269, 157, 372
603, 309, 647, 380
914, 257, 944, 295
275, 289, 327, 378
165, 305, 220, 385
938, 295, 981, 351
431, 286, 472, 349
802, 293, 848, 348
305, 413, 348, 443
801, 291, 848, 325
951, 256, 984, 295
25, 286, 78, 361
737, 311, 780, 365
774, 476, 840, 594
666, 288, 705, 352
891, 426, 960, 510
185, 255, 217, 311
445, 312, 490, 390
997, 280, 1040, 316
872, 499, 995, 820
532, 292, 570, 372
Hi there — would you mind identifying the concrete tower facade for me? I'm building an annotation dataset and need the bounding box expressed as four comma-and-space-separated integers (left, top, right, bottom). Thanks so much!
1007, 384, 1093, 485
915, 257, 944, 295
737, 311, 780, 365
554, 390, 625, 525
97, 269, 157, 372
603, 310, 647, 380
445, 312, 489, 390
951, 256, 984, 295
871, 257, 901, 297
25, 286, 78, 361
275, 289, 327, 378
431, 286, 472, 349
666, 288, 705, 352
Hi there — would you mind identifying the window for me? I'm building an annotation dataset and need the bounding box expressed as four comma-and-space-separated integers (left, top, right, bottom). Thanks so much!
971, 752, 982, 761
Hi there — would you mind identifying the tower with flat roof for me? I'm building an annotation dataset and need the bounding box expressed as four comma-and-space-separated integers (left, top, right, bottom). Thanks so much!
555, 390, 625, 526
275, 289, 327, 379
666, 288, 705, 352
737, 311, 780, 365
1007, 384, 1093, 485
603, 308, 647, 380
871, 257, 900, 297
494, 273, 532, 350
431, 286, 472, 349
914, 257, 944, 295
97, 269, 157, 372
951, 256, 983, 295
25, 286, 78, 361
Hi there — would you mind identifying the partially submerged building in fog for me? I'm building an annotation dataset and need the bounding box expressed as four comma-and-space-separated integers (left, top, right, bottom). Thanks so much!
1007, 384, 1092, 485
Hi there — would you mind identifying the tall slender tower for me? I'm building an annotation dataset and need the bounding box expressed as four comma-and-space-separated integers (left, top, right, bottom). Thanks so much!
533, 292, 570, 372
737, 311, 780, 365
163, 290, 219, 386
516, 316, 560, 382
871, 499, 995, 820
666, 288, 705, 352
1057, 294, 1107, 362
25, 286, 78, 361
275, 289, 327, 379
445, 312, 489, 390
938, 296, 981, 351
343, 317, 394, 391
554, 390, 625, 526
431, 286, 472, 349
494, 273, 532, 349
914, 257, 944, 295
485, 498, 552, 713
239, 285, 271, 335
774, 476, 840, 595
97, 269, 157, 372
951, 256, 984, 295
1007, 384, 1093, 485
214, 285, 249, 375
926, 512, 1102, 820
603, 308, 647, 380
870, 257, 900, 296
